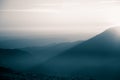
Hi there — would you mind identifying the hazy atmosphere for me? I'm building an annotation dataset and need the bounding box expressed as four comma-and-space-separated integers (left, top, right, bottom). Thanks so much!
1, 0, 120, 80
0, 0, 120, 41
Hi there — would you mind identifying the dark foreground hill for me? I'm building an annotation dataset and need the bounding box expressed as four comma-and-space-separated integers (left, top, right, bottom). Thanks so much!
0, 66, 96, 80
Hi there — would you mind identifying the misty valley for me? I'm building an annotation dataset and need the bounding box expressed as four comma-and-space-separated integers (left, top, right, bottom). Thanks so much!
0, 27, 120, 80
1, 0, 120, 79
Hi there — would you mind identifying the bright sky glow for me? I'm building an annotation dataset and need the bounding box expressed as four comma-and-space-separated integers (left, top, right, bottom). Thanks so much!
0, 0, 120, 41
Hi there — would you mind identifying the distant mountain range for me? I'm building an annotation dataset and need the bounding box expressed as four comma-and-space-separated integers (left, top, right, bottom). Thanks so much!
22, 41, 83, 60
32, 27, 120, 80
0, 37, 68, 48
1, 27, 120, 80
0, 48, 32, 71
0, 39, 83, 71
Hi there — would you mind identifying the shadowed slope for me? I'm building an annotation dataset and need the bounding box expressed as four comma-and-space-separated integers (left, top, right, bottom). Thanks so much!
33, 27, 120, 80
59, 27, 120, 57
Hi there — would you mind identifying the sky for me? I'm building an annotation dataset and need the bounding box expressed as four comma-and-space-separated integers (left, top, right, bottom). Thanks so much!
0, 0, 120, 41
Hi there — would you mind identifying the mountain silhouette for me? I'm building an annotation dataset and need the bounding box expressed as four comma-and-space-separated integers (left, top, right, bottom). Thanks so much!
58, 27, 120, 57
22, 41, 83, 61
34, 27, 120, 80
0, 37, 66, 48
0, 48, 32, 71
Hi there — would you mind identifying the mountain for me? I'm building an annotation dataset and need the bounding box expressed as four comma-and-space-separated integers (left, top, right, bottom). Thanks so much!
0, 37, 67, 48
56, 27, 120, 57
0, 48, 32, 71
0, 48, 29, 62
22, 41, 83, 55
20, 41, 83, 67
33, 27, 120, 80
41, 27, 120, 58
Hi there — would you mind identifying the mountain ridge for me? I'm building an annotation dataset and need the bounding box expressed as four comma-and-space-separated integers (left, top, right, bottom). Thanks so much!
34, 27, 120, 78
57, 27, 120, 57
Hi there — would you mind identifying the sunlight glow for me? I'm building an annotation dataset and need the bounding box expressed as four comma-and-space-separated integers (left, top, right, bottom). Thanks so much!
114, 27, 120, 35
109, 27, 120, 39
105, 5, 120, 26
1, 0, 120, 41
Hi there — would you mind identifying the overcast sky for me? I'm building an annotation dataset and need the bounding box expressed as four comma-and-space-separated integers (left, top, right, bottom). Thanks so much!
0, 0, 120, 41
